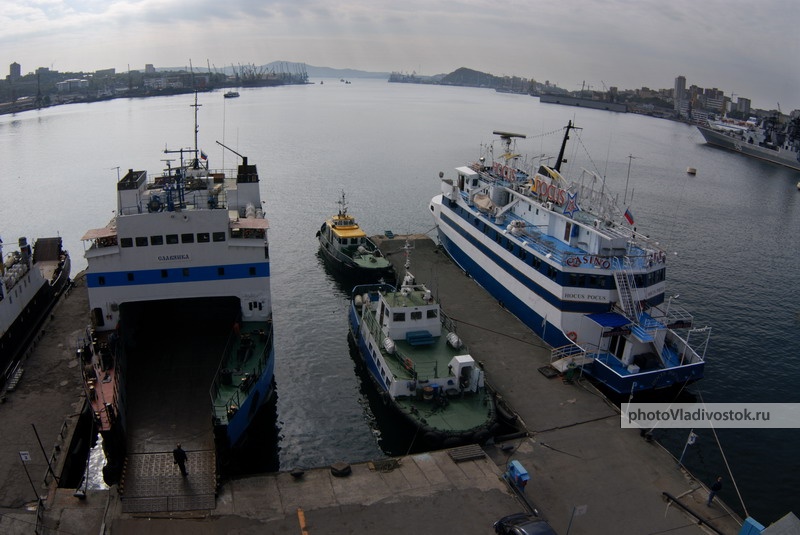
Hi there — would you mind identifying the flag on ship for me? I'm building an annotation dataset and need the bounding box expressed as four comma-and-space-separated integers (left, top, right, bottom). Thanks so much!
624, 207, 635, 225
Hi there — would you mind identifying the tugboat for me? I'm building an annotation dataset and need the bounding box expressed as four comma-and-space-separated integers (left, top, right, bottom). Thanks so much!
1, 236, 71, 389
317, 191, 394, 280
348, 241, 496, 449
430, 122, 711, 395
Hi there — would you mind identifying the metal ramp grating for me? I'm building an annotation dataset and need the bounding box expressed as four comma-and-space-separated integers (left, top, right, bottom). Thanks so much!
447, 444, 486, 463
120, 450, 217, 513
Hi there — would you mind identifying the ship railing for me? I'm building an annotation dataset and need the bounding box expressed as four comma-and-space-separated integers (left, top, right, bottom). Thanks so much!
550, 342, 586, 363
648, 301, 694, 330
662, 326, 711, 366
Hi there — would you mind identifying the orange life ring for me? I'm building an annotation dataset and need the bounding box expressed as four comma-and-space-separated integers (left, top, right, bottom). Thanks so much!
567, 331, 578, 342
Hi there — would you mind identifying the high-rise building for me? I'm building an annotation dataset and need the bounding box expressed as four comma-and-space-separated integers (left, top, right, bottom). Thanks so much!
736, 97, 751, 115
9, 62, 21, 81
674, 76, 686, 109
674, 75, 688, 118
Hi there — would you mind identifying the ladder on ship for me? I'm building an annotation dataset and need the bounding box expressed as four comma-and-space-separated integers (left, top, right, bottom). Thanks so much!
612, 259, 656, 342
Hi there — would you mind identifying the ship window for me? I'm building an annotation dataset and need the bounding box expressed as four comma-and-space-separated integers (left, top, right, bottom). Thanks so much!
218, 267, 225, 276
198, 233, 210, 243
182, 268, 190, 277
161, 270, 168, 278
427, 310, 438, 319
127, 273, 134, 281
120, 237, 133, 248
213, 232, 226, 242
166, 234, 179, 244
249, 267, 256, 276
410, 311, 422, 320
98, 276, 106, 286
393, 312, 405, 321
181, 233, 195, 243
150, 235, 164, 246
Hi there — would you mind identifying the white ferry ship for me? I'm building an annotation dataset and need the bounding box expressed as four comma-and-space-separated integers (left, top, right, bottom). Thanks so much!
429, 123, 710, 394
80, 95, 274, 480
1, 236, 70, 389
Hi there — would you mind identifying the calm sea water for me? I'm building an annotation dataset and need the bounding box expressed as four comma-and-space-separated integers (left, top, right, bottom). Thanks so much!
1, 79, 798, 523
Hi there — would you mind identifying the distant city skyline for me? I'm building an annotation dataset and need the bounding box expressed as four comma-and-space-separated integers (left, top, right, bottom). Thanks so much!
1, 0, 797, 111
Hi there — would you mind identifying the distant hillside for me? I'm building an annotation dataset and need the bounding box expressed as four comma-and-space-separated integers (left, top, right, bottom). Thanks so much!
302, 64, 390, 80
389, 67, 516, 90
440, 67, 503, 88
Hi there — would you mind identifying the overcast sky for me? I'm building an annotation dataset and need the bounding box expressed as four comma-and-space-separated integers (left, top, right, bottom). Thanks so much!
2, 0, 797, 111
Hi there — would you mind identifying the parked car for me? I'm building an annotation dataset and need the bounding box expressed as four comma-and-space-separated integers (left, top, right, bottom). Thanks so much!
493, 512, 558, 535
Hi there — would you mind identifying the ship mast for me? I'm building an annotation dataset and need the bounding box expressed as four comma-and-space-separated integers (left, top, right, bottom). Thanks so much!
191, 91, 202, 169
554, 121, 579, 173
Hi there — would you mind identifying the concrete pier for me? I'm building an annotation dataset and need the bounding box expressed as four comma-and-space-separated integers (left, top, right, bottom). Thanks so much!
0, 238, 746, 534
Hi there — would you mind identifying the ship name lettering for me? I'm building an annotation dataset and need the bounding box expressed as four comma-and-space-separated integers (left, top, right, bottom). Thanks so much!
566, 255, 611, 269
533, 177, 567, 205
158, 254, 190, 261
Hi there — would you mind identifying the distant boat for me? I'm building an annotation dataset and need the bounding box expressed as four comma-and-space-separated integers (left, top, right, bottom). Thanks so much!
224, 91, 240, 98
697, 114, 800, 171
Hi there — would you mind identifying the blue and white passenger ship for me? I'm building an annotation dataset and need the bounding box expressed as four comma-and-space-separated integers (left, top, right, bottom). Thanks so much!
429, 123, 710, 394
80, 95, 274, 479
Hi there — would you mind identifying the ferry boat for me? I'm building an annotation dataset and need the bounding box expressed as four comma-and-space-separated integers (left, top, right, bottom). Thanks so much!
429, 123, 711, 395
80, 94, 274, 481
1, 236, 71, 389
697, 114, 800, 171
317, 191, 394, 280
348, 243, 496, 448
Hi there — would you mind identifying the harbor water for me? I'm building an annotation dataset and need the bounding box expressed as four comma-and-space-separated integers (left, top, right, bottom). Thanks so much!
1, 79, 798, 523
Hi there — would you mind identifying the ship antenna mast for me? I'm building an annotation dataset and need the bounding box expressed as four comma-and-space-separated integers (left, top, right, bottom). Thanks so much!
554, 121, 580, 173
191, 91, 202, 168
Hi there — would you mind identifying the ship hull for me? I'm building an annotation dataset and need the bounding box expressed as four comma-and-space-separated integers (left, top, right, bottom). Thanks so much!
431, 192, 705, 395
318, 237, 394, 280
697, 125, 800, 171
